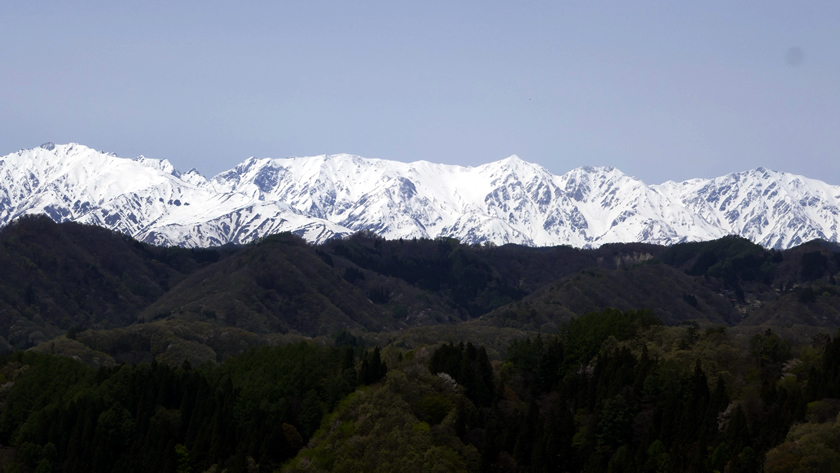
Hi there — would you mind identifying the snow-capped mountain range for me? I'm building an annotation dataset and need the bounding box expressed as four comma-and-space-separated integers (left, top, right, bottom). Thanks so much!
1, 142, 838, 249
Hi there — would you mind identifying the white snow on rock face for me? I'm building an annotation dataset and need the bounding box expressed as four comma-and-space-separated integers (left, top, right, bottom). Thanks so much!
1, 143, 838, 249
652, 168, 840, 249
0, 144, 351, 246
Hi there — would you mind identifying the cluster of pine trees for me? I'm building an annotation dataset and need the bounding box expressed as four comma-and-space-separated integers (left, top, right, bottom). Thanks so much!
0, 342, 381, 473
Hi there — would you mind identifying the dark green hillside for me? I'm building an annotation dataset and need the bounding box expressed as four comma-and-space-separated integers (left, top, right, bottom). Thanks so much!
742, 285, 840, 327
0, 216, 229, 349
487, 261, 739, 330
322, 234, 531, 319
661, 235, 781, 301
30, 320, 310, 367
660, 236, 840, 293
773, 239, 840, 285
660, 235, 772, 274
5, 216, 840, 472
659, 237, 840, 328
0, 342, 361, 473
481, 236, 840, 332
7, 310, 840, 473
6, 218, 840, 367
320, 233, 664, 319
139, 233, 398, 335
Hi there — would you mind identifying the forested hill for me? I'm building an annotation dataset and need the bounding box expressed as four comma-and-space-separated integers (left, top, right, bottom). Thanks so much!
2, 215, 840, 364
3, 310, 840, 472
0, 216, 233, 349
3, 216, 840, 471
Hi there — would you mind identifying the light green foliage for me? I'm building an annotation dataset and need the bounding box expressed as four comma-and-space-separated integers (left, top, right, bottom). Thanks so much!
749, 328, 792, 367
175, 444, 192, 473
765, 413, 840, 472
419, 394, 454, 425
621, 325, 752, 396
596, 394, 633, 449
363, 321, 536, 362
644, 440, 671, 473
411, 422, 430, 433
27, 336, 116, 368
285, 369, 478, 473
51, 319, 311, 368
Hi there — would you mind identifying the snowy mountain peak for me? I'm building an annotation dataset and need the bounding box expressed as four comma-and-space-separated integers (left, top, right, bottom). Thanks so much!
580, 165, 614, 173
566, 165, 629, 179
652, 168, 840, 249
179, 168, 207, 187
483, 154, 540, 170
497, 154, 526, 165
1, 143, 839, 249
134, 155, 180, 177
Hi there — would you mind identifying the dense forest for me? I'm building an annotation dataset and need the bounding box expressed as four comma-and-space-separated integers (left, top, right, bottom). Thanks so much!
2, 311, 840, 471
2, 216, 840, 471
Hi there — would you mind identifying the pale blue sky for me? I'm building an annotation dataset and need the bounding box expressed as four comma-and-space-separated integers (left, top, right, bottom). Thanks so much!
2, 1, 838, 184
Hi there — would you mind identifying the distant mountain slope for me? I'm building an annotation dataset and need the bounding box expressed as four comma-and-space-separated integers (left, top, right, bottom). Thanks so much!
487, 236, 840, 331
488, 262, 741, 329
3, 219, 840, 363
137, 232, 399, 335
3, 143, 840, 249
0, 216, 228, 349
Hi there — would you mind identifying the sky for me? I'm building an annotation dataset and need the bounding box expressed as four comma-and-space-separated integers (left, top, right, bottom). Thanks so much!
1, 1, 839, 184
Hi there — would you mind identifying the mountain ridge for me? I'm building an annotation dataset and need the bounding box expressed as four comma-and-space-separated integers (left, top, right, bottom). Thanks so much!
2, 142, 838, 249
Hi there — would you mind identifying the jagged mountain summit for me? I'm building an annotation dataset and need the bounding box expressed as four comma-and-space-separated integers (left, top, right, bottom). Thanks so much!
653, 169, 840, 249
0, 143, 349, 246
1, 142, 838, 249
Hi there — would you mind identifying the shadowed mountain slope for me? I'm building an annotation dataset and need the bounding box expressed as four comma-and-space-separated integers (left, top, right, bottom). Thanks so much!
0, 215, 229, 348
487, 262, 740, 330
138, 232, 398, 335
4, 220, 840, 363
